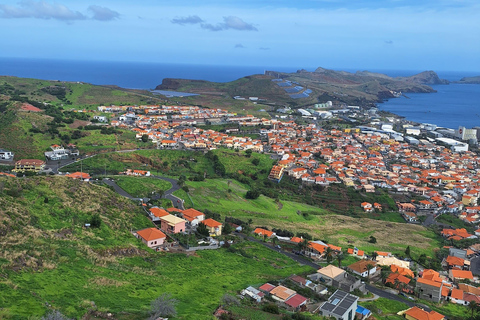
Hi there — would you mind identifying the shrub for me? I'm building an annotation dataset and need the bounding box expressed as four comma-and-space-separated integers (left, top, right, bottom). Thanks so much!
245, 190, 260, 199
262, 304, 279, 314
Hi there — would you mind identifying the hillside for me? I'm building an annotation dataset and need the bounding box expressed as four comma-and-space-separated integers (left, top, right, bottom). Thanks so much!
0, 176, 312, 319
0, 78, 162, 159
155, 68, 446, 109
455, 76, 480, 84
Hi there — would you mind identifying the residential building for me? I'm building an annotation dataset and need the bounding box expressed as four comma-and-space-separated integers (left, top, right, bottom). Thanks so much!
159, 214, 186, 234
181, 208, 205, 226
13, 159, 45, 172
0, 148, 14, 160
201, 218, 222, 236
136, 228, 166, 248
347, 260, 377, 278
318, 289, 358, 320
416, 278, 442, 303
403, 306, 444, 320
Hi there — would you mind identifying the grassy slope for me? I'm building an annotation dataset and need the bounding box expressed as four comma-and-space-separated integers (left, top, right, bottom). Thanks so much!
0, 176, 312, 319
176, 178, 441, 258
113, 176, 172, 198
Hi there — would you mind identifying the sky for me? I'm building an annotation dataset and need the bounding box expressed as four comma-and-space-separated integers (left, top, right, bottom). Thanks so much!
0, 0, 479, 71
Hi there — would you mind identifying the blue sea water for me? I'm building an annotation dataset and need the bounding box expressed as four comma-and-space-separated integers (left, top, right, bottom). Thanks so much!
1, 57, 479, 128
0, 57, 299, 89
378, 83, 480, 129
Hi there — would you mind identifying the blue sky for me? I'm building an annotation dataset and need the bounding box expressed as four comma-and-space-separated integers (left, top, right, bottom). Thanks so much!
0, 0, 478, 71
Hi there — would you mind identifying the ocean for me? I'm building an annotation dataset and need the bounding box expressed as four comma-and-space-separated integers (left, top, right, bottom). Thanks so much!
0, 57, 479, 128
0, 57, 299, 89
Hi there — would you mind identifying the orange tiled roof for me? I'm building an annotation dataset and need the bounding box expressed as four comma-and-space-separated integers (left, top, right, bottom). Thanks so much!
202, 218, 222, 228
137, 228, 166, 241
404, 306, 444, 320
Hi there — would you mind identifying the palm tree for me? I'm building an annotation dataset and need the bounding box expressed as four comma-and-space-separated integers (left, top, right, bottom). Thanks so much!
298, 239, 309, 254
468, 301, 478, 319
325, 247, 334, 263
337, 253, 344, 268
371, 251, 378, 260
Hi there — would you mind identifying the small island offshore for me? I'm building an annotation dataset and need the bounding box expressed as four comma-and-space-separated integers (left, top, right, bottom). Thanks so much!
0, 68, 480, 320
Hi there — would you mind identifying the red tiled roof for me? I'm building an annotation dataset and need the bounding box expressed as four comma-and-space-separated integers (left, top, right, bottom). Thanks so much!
285, 293, 308, 308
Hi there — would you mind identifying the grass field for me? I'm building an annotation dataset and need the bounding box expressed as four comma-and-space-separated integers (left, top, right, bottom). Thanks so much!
360, 298, 406, 320
113, 176, 172, 198
0, 176, 313, 319
177, 178, 442, 257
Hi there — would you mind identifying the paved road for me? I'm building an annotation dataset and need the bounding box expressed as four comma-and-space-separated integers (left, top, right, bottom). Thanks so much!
365, 284, 415, 308
238, 234, 421, 309
102, 175, 185, 210
150, 175, 185, 210
470, 256, 480, 276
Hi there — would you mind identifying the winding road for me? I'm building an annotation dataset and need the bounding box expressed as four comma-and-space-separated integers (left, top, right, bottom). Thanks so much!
102, 175, 185, 210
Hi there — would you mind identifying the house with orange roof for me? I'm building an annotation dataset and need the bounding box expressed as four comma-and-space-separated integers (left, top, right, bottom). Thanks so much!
403, 306, 444, 320
307, 241, 327, 258
449, 288, 466, 305
149, 207, 170, 220
449, 269, 474, 282
391, 265, 414, 278
386, 273, 412, 292
201, 218, 222, 236
181, 208, 205, 226
253, 228, 275, 238
444, 256, 465, 270
347, 260, 378, 278
65, 172, 91, 181
135, 227, 166, 248
361, 202, 373, 212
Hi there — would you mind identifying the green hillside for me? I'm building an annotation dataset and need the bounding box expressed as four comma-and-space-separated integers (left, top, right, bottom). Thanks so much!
0, 176, 312, 319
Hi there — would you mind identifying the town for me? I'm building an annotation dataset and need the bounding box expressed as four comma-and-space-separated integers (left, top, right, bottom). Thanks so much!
3, 101, 480, 320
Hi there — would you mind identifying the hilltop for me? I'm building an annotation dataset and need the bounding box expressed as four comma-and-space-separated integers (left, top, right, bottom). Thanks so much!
156, 67, 447, 108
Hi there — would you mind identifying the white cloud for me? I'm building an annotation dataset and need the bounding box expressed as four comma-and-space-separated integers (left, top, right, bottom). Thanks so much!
88, 5, 119, 21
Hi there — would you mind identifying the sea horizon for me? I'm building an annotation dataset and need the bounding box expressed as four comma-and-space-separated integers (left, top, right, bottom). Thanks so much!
1, 57, 479, 89
1, 57, 479, 129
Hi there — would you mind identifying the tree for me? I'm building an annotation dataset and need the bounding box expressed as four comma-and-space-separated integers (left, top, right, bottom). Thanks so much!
252, 158, 260, 166
149, 292, 178, 319
41, 310, 72, 320
197, 222, 209, 237
325, 247, 334, 263
371, 251, 378, 260
468, 300, 478, 319
246, 190, 260, 199
337, 253, 344, 268
369, 236, 377, 244
298, 239, 309, 253
90, 214, 102, 228
222, 222, 232, 235
245, 149, 253, 158
405, 246, 411, 257
141, 134, 149, 143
